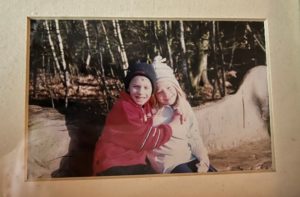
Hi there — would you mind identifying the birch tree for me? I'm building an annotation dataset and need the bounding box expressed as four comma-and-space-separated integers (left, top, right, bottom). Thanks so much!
101, 21, 116, 65
179, 21, 191, 94
44, 20, 64, 83
164, 21, 174, 68
210, 21, 226, 98
142, 21, 153, 62
153, 21, 162, 55
215, 21, 226, 97
55, 19, 71, 108
100, 21, 116, 77
112, 20, 129, 76
83, 20, 92, 69
97, 47, 114, 111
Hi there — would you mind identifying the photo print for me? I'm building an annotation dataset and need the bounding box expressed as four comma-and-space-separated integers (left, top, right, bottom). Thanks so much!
27, 18, 272, 179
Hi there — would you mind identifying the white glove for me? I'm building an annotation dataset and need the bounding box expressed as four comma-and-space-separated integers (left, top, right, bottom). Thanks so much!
196, 161, 209, 173
152, 106, 173, 127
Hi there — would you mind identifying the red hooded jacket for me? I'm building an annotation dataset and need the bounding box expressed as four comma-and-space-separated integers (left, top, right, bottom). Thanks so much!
93, 91, 172, 175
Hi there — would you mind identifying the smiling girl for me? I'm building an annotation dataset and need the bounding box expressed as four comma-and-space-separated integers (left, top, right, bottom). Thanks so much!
148, 56, 212, 174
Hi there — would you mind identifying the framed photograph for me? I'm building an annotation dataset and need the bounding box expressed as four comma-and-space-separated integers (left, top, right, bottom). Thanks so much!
27, 18, 272, 180
1, 0, 299, 197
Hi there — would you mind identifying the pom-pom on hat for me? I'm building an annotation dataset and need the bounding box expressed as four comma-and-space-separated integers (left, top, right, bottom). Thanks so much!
152, 56, 180, 87
124, 62, 157, 92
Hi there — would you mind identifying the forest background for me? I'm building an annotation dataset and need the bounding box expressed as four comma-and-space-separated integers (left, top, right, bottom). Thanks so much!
29, 19, 266, 110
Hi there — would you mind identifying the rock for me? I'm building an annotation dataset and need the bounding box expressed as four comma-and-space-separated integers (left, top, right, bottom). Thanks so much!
27, 102, 105, 179
27, 105, 70, 179
194, 66, 270, 153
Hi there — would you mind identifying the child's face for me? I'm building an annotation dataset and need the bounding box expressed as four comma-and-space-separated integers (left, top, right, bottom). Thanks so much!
155, 81, 177, 106
128, 75, 153, 106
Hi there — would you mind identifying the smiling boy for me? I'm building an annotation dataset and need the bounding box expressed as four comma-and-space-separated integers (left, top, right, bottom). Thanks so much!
93, 62, 172, 176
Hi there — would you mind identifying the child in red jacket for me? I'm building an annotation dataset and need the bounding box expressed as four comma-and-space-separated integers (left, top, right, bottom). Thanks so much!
93, 62, 172, 176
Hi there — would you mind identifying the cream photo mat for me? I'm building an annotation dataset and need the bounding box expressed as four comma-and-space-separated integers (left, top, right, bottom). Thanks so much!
0, 0, 299, 196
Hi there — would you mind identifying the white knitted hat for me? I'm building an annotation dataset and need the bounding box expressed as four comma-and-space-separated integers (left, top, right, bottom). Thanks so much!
152, 56, 180, 87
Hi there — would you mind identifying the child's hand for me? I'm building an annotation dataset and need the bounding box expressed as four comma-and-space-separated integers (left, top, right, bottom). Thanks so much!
152, 106, 173, 127
173, 107, 186, 124
152, 113, 163, 127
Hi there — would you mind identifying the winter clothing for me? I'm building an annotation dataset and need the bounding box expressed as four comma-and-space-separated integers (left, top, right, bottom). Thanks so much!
93, 91, 172, 175
148, 56, 210, 173
171, 159, 199, 173
148, 104, 210, 173
96, 164, 154, 176
171, 159, 217, 173
124, 62, 157, 93
152, 56, 180, 87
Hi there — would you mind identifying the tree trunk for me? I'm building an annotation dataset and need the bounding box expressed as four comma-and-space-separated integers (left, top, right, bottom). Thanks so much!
62, 21, 79, 77
101, 21, 116, 65
94, 47, 109, 111
44, 20, 64, 83
246, 23, 266, 52
211, 21, 225, 98
54, 19, 71, 108
100, 21, 116, 77
113, 20, 129, 76
216, 22, 227, 96
198, 51, 211, 86
179, 21, 191, 95
83, 20, 92, 69
179, 21, 187, 54
168, 20, 172, 30
164, 21, 173, 68
41, 53, 55, 108
189, 25, 213, 97
154, 21, 162, 55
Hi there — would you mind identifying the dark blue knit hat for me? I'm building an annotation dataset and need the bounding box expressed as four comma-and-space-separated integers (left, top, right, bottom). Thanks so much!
124, 62, 157, 92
